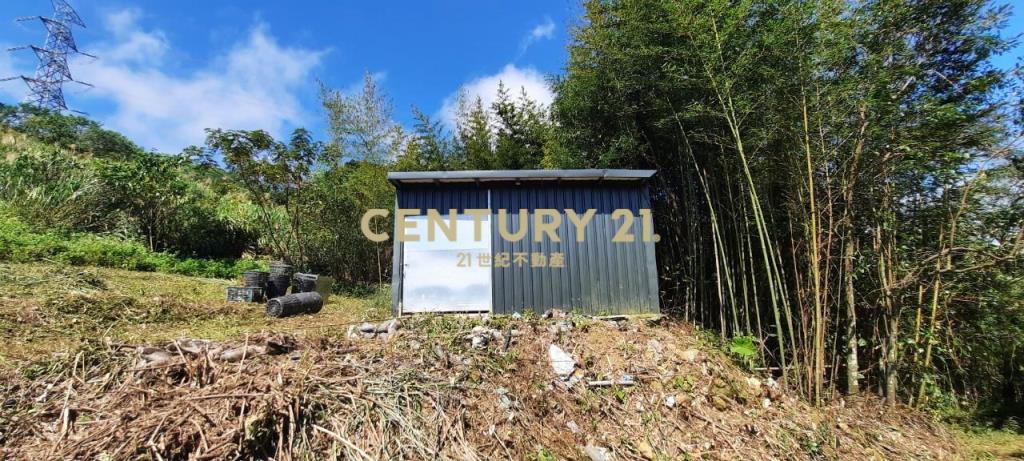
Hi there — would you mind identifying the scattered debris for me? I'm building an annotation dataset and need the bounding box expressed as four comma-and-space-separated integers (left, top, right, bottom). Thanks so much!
584, 444, 612, 461
376, 319, 401, 334
542, 308, 568, 320
548, 344, 576, 376
219, 345, 266, 362
467, 325, 502, 349
587, 375, 636, 387
495, 387, 513, 409
0, 314, 962, 460
635, 440, 656, 460
664, 395, 676, 408
549, 319, 574, 334
679, 348, 701, 363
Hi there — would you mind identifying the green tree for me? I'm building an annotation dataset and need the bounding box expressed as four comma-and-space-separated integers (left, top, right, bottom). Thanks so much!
206, 128, 326, 267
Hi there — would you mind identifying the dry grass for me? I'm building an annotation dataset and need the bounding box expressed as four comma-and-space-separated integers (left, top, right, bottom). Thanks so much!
0, 262, 974, 459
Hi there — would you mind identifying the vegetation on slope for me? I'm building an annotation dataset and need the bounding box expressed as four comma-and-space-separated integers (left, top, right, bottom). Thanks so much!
0, 264, 960, 459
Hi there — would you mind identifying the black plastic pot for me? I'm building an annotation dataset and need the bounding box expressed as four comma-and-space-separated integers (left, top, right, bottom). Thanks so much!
266, 274, 291, 298
269, 262, 293, 278
242, 271, 269, 288
291, 273, 318, 293
266, 292, 323, 318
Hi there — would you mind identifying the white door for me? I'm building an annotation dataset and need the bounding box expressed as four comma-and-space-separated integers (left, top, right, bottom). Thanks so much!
402, 214, 492, 313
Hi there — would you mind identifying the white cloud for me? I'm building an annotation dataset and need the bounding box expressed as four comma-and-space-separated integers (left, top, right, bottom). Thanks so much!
518, 16, 556, 57
529, 17, 556, 41
100, 8, 169, 65
69, 9, 325, 152
439, 64, 554, 129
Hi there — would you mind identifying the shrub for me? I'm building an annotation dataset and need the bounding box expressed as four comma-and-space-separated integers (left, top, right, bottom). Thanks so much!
0, 214, 266, 279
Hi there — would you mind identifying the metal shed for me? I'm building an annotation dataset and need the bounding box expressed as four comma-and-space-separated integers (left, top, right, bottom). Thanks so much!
388, 169, 659, 316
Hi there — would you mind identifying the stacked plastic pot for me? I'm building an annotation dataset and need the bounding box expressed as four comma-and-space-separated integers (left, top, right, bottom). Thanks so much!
263, 262, 324, 318
267, 262, 293, 298
225, 262, 326, 318
226, 270, 268, 302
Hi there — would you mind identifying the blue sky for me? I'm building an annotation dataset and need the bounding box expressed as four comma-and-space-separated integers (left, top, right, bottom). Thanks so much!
0, 0, 578, 152
0, 0, 1021, 153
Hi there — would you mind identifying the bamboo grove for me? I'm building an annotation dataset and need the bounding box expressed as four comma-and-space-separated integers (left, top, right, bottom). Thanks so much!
551, 0, 1024, 414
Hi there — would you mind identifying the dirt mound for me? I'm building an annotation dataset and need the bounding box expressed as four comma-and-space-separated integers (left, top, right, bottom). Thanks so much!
0, 316, 959, 460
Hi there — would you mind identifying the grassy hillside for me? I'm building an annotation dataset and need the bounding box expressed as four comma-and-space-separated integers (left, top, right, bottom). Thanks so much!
0, 262, 387, 368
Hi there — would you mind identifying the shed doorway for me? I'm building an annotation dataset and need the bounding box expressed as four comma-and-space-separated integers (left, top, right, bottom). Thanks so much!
401, 213, 492, 313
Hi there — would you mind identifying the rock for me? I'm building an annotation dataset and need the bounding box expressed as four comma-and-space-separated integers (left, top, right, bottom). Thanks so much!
584, 445, 612, 461
765, 377, 783, 400
679, 348, 701, 363
664, 395, 676, 408
745, 376, 762, 390
471, 335, 489, 348
219, 345, 266, 362
511, 312, 522, 319
372, 319, 395, 333
548, 344, 576, 376
387, 319, 401, 334
549, 320, 574, 334
635, 440, 656, 460
359, 322, 376, 333
170, 339, 210, 355
566, 420, 581, 434
762, 398, 772, 408
646, 339, 663, 362
496, 388, 513, 409
346, 325, 358, 338
139, 349, 173, 366
361, 331, 376, 339
265, 337, 296, 355
711, 395, 730, 411
543, 309, 568, 319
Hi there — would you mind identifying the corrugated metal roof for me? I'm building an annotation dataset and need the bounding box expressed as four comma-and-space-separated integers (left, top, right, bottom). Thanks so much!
388, 169, 656, 185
